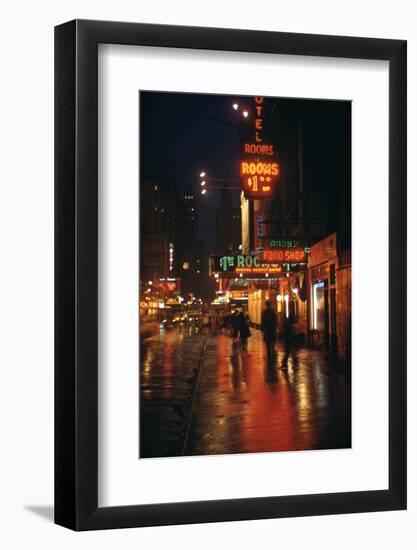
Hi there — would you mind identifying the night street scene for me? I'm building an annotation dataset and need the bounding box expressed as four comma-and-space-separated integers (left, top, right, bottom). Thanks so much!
140, 91, 351, 459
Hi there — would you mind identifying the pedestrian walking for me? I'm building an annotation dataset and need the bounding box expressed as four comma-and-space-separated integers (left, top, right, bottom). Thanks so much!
230, 310, 240, 339
261, 300, 278, 360
238, 309, 251, 349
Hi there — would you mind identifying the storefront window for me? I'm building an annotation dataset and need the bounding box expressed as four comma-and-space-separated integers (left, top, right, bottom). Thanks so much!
313, 281, 326, 330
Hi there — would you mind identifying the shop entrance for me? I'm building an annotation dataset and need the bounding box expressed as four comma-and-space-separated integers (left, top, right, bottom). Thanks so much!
312, 280, 329, 349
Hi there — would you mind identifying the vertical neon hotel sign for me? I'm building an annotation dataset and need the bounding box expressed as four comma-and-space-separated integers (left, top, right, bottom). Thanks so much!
240, 97, 279, 199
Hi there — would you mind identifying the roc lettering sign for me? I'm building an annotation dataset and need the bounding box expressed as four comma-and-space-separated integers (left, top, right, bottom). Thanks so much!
210, 254, 283, 278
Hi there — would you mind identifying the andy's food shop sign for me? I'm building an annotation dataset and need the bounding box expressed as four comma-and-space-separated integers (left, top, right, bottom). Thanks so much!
240, 96, 279, 199
260, 248, 307, 263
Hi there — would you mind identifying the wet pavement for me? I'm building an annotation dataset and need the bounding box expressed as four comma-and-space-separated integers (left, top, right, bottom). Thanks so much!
140, 327, 351, 458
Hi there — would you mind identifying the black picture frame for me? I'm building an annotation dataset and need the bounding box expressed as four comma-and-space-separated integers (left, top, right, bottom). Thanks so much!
55, 19, 407, 531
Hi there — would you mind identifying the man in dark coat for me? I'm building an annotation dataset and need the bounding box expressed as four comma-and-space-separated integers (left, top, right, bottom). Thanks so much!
261, 300, 278, 359
230, 310, 240, 339
238, 310, 251, 349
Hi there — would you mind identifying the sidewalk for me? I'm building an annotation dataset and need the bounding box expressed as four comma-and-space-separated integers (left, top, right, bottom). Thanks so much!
140, 327, 351, 458
186, 329, 351, 456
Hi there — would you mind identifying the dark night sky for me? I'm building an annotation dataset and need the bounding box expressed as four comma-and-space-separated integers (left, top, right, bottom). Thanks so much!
140, 91, 351, 253
140, 92, 252, 250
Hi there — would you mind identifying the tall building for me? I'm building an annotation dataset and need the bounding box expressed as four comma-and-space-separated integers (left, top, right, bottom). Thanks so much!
176, 186, 211, 299
214, 190, 241, 254
141, 176, 177, 237
182, 185, 198, 235
140, 177, 177, 282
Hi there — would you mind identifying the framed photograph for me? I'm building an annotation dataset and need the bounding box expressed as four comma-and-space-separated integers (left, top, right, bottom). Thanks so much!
55, 20, 406, 530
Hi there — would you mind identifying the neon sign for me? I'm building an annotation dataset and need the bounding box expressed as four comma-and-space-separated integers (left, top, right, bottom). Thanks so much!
261, 248, 307, 263
220, 255, 261, 270
210, 254, 283, 278
240, 160, 279, 198
269, 239, 302, 248
240, 161, 279, 176
240, 96, 279, 199
244, 144, 274, 156
231, 290, 248, 299
168, 242, 174, 272
254, 96, 264, 141
257, 214, 264, 238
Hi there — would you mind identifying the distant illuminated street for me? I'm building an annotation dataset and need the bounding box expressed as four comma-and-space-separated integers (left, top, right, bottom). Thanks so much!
140, 327, 351, 458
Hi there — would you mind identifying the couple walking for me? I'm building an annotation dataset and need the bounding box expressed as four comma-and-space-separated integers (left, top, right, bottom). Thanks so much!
261, 300, 296, 365
231, 309, 251, 349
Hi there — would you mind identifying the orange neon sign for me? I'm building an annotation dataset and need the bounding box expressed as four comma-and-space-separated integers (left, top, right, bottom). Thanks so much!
240, 160, 279, 198
240, 161, 279, 177
254, 96, 264, 143
240, 96, 279, 199
244, 143, 275, 156
261, 248, 307, 263
230, 290, 247, 299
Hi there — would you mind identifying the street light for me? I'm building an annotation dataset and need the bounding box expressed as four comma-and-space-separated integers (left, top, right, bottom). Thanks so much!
198, 169, 241, 196
199, 171, 207, 194
232, 101, 249, 119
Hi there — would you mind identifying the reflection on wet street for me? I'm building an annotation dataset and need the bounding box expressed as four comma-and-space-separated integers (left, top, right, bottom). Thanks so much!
140, 327, 351, 458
